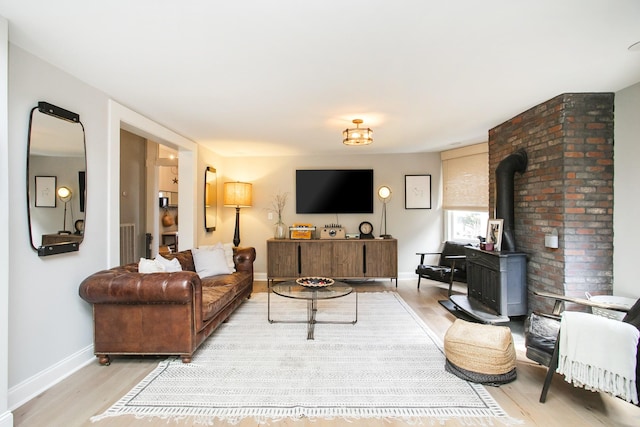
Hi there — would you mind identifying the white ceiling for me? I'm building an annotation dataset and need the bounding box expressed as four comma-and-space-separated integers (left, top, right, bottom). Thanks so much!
2, 0, 640, 157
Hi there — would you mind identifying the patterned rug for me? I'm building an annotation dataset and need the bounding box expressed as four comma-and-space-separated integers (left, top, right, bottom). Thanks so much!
92, 292, 518, 425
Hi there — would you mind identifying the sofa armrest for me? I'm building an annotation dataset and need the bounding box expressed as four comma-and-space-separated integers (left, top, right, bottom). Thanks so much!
233, 247, 256, 273
79, 270, 200, 304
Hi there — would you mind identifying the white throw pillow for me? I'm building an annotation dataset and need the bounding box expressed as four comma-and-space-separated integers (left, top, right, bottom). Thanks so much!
199, 242, 236, 272
192, 247, 233, 278
138, 258, 165, 273
223, 242, 236, 272
155, 254, 183, 272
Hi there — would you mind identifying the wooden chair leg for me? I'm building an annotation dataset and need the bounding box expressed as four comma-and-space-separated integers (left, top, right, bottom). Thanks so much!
448, 260, 456, 297
417, 275, 421, 289
540, 332, 561, 403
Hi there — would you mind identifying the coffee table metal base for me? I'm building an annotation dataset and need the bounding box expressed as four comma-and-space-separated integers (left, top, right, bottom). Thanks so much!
268, 284, 358, 340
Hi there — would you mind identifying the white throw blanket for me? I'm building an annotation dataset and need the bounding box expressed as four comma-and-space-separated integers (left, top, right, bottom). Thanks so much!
557, 311, 639, 403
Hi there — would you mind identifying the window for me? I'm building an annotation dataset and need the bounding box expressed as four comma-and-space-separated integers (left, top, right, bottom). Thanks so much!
445, 210, 488, 243
441, 143, 489, 243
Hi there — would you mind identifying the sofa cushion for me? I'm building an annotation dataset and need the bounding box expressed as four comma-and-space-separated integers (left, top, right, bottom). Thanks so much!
192, 247, 233, 278
201, 285, 237, 321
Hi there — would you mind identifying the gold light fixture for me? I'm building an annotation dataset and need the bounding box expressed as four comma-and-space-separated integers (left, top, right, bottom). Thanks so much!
223, 181, 253, 246
343, 119, 373, 146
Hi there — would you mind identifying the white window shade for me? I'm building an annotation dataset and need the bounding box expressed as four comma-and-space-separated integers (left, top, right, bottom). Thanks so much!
441, 144, 488, 211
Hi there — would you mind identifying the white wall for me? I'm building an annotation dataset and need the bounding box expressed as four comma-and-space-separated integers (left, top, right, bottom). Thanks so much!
220, 154, 443, 280
613, 82, 640, 298
6, 45, 111, 408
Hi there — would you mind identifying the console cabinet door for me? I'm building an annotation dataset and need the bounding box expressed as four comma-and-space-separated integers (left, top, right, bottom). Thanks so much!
267, 240, 297, 278
332, 240, 364, 278
364, 239, 398, 278
298, 241, 333, 277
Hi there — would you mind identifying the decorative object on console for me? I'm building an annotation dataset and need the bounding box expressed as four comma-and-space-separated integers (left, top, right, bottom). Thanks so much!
320, 224, 345, 239
377, 185, 392, 238
223, 181, 252, 246
290, 223, 315, 239
74, 219, 84, 235
405, 174, 431, 209
486, 219, 503, 251
359, 221, 374, 239
342, 118, 373, 146
269, 192, 288, 239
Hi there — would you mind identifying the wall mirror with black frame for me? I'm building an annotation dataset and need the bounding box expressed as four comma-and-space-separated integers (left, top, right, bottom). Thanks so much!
204, 166, 217, 231
27, 101, 86, 256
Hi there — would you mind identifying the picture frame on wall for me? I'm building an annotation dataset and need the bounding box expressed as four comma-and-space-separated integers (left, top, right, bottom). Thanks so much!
486, 219, 504, 251
35, 176, 56, 208
405, 174, 431, 209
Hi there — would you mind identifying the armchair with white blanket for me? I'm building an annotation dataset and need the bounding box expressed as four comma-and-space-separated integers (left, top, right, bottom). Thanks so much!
556, 311, 639, 404
525, 291, 640, 404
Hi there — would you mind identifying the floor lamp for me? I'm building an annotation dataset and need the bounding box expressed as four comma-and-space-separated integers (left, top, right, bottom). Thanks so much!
378, 185, 392, 239
57, 186, 73, 235
223, 181, 252, 247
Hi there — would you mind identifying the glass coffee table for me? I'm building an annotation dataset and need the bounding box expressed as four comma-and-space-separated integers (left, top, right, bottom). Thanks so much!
268, 281, 358, 339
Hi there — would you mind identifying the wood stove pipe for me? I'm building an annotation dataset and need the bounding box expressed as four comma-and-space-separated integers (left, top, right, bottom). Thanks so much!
495, 149, 527, 252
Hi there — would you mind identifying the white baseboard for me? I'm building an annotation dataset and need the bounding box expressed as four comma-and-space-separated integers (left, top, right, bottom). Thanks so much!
0, 410, 13, 427
8, 345, 94, 411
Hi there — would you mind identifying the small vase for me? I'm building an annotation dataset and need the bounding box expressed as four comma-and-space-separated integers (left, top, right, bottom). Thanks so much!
274, 220, 287, 239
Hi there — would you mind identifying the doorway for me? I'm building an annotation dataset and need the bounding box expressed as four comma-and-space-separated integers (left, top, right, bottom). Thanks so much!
109, 99, 197, 267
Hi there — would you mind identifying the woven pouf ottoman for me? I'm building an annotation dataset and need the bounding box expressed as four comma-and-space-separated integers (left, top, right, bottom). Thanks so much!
443, 318, 517, 385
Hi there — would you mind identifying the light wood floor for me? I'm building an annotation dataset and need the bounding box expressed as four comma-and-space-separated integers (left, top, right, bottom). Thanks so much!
12, 280, 640, 427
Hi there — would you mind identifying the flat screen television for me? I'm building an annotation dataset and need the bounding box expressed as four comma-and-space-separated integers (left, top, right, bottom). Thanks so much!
296, 169, 374, 214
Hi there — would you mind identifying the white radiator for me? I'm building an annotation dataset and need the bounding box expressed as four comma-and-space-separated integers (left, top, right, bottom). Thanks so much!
120, 223, 136, 265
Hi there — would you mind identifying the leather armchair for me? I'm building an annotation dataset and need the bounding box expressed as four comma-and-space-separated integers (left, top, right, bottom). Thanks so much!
415, 241, 470, 293
525, 291, 640, 404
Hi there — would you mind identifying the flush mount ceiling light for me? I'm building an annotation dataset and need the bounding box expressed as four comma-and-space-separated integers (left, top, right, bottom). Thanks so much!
343, 119, 373, 146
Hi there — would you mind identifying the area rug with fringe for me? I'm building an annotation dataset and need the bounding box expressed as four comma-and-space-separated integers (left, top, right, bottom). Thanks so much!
92, 291, 518, 425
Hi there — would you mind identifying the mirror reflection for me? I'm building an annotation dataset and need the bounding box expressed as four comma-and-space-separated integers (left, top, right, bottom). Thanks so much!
204, 166, 217, 231
27, 102, 86, 256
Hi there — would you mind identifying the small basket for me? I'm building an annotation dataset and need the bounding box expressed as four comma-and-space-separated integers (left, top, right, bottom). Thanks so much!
586, 293, 636, 321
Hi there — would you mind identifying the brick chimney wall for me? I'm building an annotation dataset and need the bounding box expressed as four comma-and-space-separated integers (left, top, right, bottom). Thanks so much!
488, 93, 614, 313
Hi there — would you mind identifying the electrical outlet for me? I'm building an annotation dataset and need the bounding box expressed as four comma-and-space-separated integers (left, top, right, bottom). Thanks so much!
268, 212, 273, 220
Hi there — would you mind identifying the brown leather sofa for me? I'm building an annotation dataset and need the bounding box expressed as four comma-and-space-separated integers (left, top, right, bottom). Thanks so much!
79, 247, 256, 365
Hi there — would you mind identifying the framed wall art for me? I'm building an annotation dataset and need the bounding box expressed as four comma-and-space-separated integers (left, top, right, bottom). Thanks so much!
35, 176, 56, 207
486, 218, 504, 251
405, 174, 431, 209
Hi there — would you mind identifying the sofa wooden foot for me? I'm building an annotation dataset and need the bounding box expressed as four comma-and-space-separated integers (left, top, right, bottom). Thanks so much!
97, 355, 111, 366
181, 355, 192, 363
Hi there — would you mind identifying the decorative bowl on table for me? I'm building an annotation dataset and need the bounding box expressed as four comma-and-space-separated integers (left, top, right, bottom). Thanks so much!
295, 277, 335, 288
